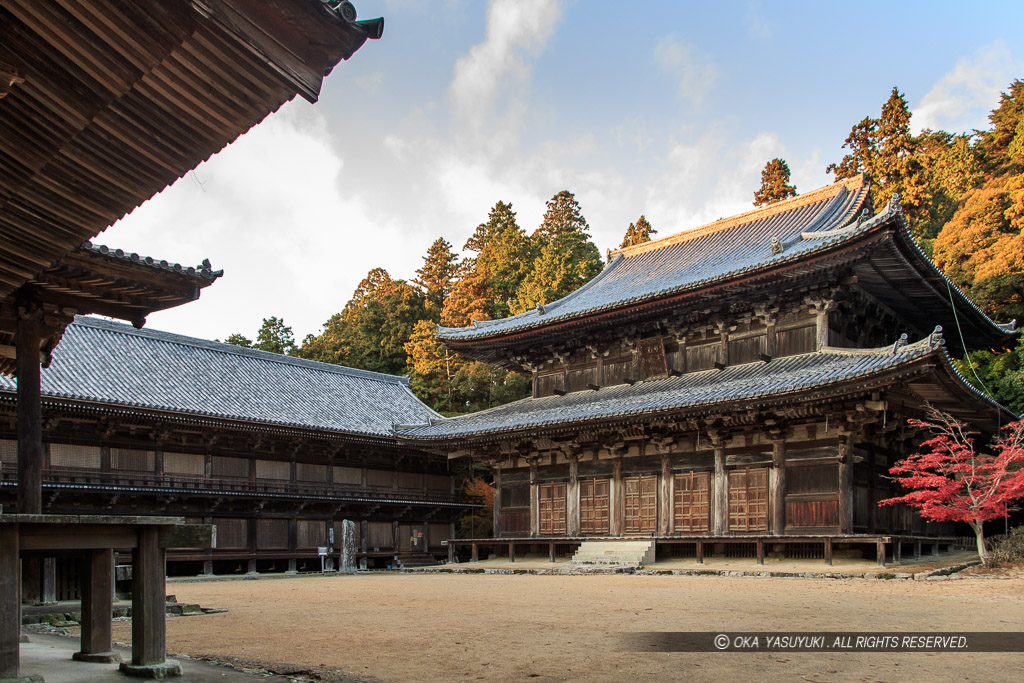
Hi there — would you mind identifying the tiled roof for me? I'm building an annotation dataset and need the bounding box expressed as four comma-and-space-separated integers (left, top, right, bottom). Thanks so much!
0, 316, 438, 438
80, 242, 223, 281
397, 331, 1009, 441
437, 176, 872, 341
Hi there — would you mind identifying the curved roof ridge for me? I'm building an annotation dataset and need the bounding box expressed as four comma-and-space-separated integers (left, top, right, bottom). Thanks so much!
819, 327, 944, 357
82, 241, 222, 280
73, 316, 412, 386
609, 174, 868, 260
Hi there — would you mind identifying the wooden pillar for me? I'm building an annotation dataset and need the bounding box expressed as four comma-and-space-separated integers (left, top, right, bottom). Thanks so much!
894, 538, 902, 564
770, 437, 786, 536
16, 301, 43, 514
756, 539, 764, 565
566, 455, 580, 537
838, 438, 853, 534
120, 527, 180, 677
711, 432, 728, 536
876, 538, 886, 567
0, 524, 21, 679
610, 457, 623, 536
492, 465, 503, 538
658, 452, 671, 536
695, 539, 704, 564
508, 542, 516, 562
471, 543, 478, 562
75, 549, 118, 663
824, 538, 833, 566
549, 542, 556, 563
813, 298, 833, 350
529, 458, 539, 538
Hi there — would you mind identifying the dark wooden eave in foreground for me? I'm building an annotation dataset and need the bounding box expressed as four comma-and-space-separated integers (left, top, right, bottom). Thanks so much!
0, 243, 221, 376
0, 0, 381, 304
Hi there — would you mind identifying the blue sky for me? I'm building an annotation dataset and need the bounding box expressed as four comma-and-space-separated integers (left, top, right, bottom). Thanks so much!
99, 0, 1024, 344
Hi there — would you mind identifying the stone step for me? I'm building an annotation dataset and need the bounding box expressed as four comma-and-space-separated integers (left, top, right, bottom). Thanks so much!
570, 540, 655, 567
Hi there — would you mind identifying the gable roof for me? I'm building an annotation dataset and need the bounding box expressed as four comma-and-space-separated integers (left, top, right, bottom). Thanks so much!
0, 316, 438, 439
398, 330, 1016, 444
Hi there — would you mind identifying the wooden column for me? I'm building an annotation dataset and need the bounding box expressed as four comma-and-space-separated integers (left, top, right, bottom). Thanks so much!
16, 302, 43, 514
813, 298, 834, 350
770, 436, 786, 536
529, 457, 539, 538
711, 430, 728, 536
0, 524, 20, 679
492, 465, 503, 538
658, 452, 671, 536
610, 457, 623, 536
566, 455, 580, 537
120, 527, 180, 677
838, 438, 853, 534
75, 549, 118, 663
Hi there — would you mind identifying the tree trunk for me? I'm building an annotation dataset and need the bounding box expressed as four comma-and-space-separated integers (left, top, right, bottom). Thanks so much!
971, 522, 989, 565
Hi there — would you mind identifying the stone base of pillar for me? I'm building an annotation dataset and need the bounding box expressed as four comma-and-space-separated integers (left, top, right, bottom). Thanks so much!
201, 560, 213, 576
73, 650, 121, 664
245, 560, 258, 575
119, 659, 182, 678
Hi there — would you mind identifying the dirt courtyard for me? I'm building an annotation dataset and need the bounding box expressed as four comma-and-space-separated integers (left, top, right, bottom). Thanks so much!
112, 573, 1024, 682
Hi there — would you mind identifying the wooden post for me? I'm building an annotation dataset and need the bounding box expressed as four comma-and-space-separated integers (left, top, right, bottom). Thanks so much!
471, 543, 478, 562
894, 538, 902, 564
876, 539, 886, 567
711, 432, 728, 536
756, 539, 764, 565
508, 542, 515, 563
75, 549, 119, 663
16, 301, 43, 514
914, 541, 921, 561
824, 538, 833, 566
549, 542, 556, 563
770, 437, 786, 536
813, 298, 833, 350
120, 527, 180, 677
492, 465, 503, 538
0, 524, 21, 679
566, 455, 580, 537
610, 457, 623, 536
447, 542, 454, 564
658, 452, 671, 536
529, 458, 539, 538
838, 438, 853, 534
695, 539, 704, 564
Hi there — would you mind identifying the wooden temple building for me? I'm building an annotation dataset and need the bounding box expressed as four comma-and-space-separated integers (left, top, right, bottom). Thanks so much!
400, 175, 1020, 564
1, 0, 386, 678
0, 314, 468, 574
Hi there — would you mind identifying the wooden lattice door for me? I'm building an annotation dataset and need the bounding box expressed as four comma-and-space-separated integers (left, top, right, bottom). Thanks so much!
728, 467, 769, 532
580, 478, 610, 534
624, 475, 657, 534
538, 482, 567, 535
673, 471, 710, 533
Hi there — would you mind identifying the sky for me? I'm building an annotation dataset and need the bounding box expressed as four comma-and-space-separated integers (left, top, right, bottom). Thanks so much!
97, 0, 1024, 344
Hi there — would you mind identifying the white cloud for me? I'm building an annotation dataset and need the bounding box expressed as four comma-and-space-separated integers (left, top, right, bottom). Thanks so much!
99, 100, 421, 343
653, 34, 719, 106
913, 40, 1024, 133
448, 0, 562, 139
744, 1, 773, 40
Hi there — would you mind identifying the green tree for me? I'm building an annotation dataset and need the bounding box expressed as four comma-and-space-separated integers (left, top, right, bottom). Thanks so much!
620, 215, 657, 248
828, 87, 934, 238
404, 319, 464, 413
513, 190, 603, 313
450, 361, 531, 413
253, 316, 296, 355
753, 158, 797, 206
441, 201, 534, 325
300, 268, 426, 374
222, 333, 252, 348
413, 238, 459, 321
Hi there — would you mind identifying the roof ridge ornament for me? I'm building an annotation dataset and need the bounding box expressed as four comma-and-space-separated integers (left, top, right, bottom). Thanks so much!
929, 325, 944, 348
770, 237, 783, 255
892, 333, 909, 354
887, 192, 902, 215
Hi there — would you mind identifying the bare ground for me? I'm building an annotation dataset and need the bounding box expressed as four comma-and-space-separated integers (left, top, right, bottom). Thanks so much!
112, 573, 1024, 682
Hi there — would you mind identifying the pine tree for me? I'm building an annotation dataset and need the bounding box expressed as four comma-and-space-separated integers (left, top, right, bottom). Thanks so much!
620, 215, 657, 248
222, 333, 252, 348
753, 158, 797, 206
253, 317, 295, 355
413, 237, 459, 321
513, 191, 603, 313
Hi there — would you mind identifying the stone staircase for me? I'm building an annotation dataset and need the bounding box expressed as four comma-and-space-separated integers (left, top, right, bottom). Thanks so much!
570, 540, 656, 569
397, 552, 439, 569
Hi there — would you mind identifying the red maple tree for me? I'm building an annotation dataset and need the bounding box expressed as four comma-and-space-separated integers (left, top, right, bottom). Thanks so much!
880, 410, 1024, 564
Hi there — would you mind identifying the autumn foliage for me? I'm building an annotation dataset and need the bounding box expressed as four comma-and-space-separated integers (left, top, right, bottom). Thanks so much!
880, 411, 1024, 563
458, 476, 494, 538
